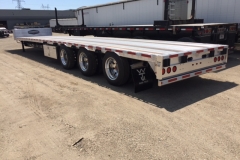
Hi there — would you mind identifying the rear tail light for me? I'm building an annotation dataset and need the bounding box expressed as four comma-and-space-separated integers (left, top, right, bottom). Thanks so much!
214, 57, 217, 62
167, 67, 171, 74
218, 57, 221, 61
229, 26, 236, 32
162, 69, 165, 75
173, 66, 177, 72
221, 56, 224, 61
218, 28, 226, 33
204, 28, 212, 35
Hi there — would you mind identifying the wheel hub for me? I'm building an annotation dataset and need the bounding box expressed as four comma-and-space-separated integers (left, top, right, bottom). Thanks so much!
60, 49, 68, 66
79, 52, 89, 71
105, 58, 119, 80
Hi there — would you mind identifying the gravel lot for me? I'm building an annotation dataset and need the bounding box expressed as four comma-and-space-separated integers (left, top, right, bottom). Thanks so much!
0, 33, 240, 160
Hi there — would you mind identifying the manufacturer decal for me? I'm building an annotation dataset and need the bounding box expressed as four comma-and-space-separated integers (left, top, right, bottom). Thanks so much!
137, 68, 146, 82
28, 30, 39, 34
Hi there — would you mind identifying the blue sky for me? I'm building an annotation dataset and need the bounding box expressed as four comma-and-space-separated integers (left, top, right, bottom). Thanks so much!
0, 0, 120, 10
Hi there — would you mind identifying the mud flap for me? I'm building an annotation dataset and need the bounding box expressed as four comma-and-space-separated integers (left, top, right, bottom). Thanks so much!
131, 63, 153, 93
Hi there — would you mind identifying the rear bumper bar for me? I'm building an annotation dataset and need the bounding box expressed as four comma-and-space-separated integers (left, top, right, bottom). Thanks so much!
158, 64, 226, 86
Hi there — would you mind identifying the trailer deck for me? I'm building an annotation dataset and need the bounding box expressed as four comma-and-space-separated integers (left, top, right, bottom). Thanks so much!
16, 36, 227, 60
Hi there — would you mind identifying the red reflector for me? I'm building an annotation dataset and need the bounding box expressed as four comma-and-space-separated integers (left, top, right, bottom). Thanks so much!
182, 74, 190, 79
184, 52, 191, 56
168, 78, 177, 83
141, 54, 151, 58
214, 57, 217, 62
170, 54, 178, 58
88, 46, 93, 49
116, 50, 123, 53
216, 66, 222, 69
206, 69, 212, 72
218, 47, 224, 50
208, 48, 215, 51
173, 66, 177, 72
221, 56, 224, 61
167, 67, 171, 74
162, 69, 165, 75
195, 71, 202, 75
218, 57, 221, 61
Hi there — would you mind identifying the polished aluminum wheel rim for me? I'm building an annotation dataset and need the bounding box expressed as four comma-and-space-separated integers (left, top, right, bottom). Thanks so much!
60, 49, 68, 66
79, 52, 88, 71
105, 57, 119, 80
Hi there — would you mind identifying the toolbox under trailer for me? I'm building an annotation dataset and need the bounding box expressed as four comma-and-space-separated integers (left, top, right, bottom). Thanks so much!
15, 30, 228, 92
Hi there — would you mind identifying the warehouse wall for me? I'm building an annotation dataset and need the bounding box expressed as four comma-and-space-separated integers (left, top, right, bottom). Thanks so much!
0, 9, 75, 29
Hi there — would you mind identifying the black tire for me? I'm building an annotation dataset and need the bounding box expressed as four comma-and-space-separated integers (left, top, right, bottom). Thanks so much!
102, 52, 130, 86
77, 48, 98, 76
177, 37, 195, 42
59, 45, 76, 69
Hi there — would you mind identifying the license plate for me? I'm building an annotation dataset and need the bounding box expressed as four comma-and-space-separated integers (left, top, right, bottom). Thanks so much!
220, 34, 224, 39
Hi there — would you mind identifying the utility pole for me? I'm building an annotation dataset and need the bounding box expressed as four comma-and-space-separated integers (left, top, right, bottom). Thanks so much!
41, 4, 50, 10
12, 0, 25, 9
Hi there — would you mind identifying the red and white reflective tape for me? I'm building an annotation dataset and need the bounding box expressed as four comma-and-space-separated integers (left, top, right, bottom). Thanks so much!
65, 27, 194, 32
181, 28, 193, 31
127, 28, 135, 31
156, 28, 166, 31
164, 46, 227, 59
145, 28, 154, 31
136, 28, 144, 31
58, 42, 153, 59
159, 64, 226, 86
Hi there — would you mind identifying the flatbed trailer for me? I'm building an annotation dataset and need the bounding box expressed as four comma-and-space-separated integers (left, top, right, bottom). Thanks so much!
61, 22, 237, 50
53, 0, 238, 49
15, 29, 228, 92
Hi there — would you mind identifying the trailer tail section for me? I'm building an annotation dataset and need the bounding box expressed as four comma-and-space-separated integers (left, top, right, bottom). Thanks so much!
14, 28, 228, 92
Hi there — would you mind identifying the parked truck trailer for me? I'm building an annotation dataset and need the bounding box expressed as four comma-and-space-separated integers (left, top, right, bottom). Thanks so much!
53, 0, 238, 50
13, 27, 229, 92
195, 0, 240, 41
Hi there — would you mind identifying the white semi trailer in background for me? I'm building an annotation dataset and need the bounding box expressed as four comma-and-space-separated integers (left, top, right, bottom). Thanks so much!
14, 27, 229, 92
195, 0, 240, 24
52, 0, 238, 50
195, 0, 240, 41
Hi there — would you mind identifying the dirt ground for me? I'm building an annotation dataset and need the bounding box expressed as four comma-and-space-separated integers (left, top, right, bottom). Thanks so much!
0, 33, 240, 160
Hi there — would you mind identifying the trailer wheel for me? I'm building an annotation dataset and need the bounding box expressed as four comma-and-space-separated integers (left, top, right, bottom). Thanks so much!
177, 37, 195, 42
59, 45, 76, 69
77, 49, 98, 76
102, 52, 130, 86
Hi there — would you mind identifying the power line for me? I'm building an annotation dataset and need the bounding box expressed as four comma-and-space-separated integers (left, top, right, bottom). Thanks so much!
12, 0, 25, 9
